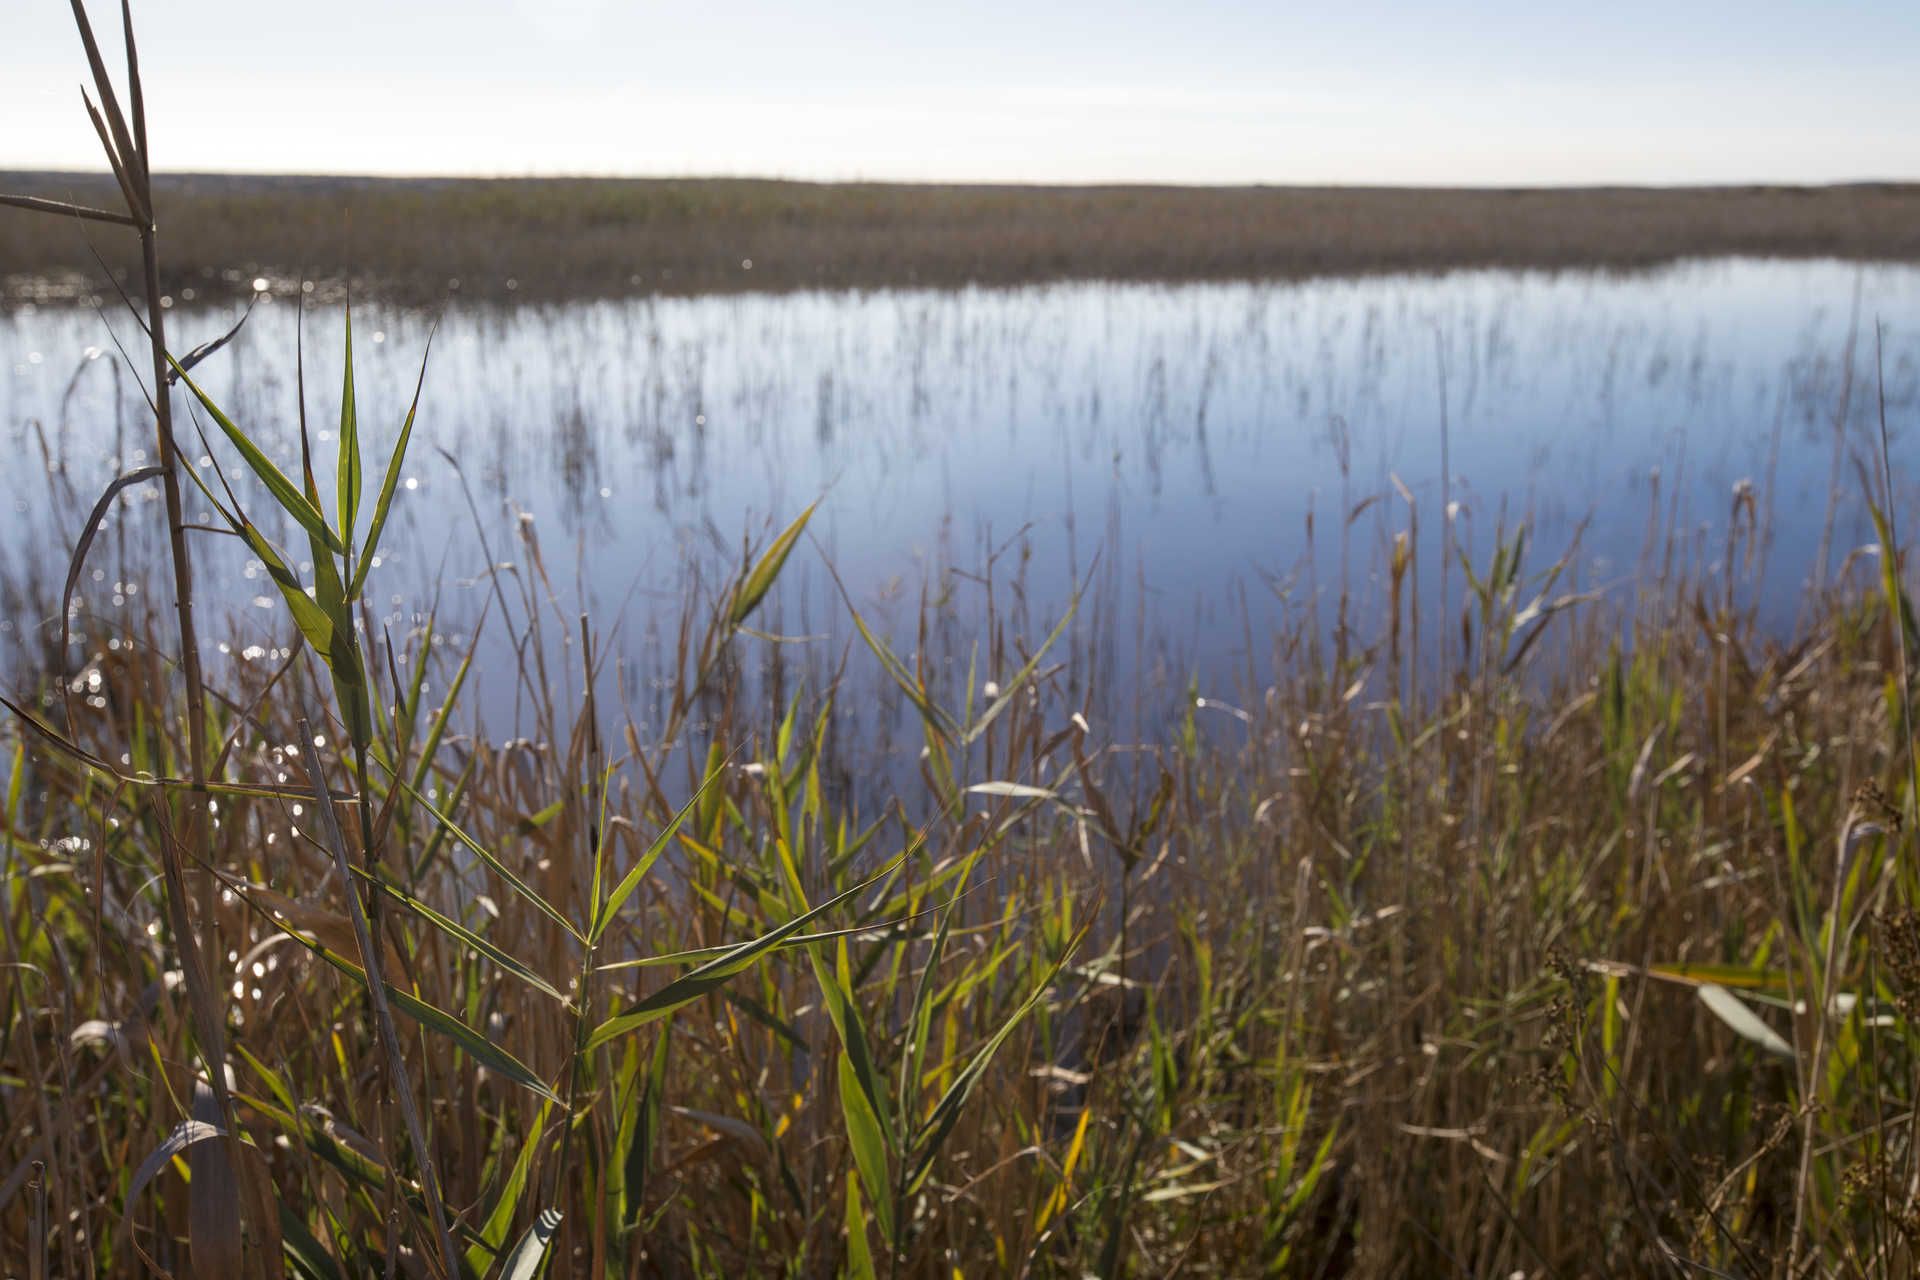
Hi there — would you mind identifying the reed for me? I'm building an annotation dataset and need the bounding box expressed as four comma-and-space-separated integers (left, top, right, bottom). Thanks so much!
4, 170, 1919, 308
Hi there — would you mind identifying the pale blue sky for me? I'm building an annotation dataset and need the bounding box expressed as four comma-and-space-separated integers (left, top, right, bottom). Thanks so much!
5, 1, 1917, 184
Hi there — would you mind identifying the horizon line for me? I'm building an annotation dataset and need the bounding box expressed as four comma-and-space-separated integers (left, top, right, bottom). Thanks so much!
4, 168, 1918, 194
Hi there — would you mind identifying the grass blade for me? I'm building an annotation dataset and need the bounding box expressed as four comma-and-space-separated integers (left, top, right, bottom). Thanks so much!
350, 324, 435, 595
246, 890, 564, 1105
585, 853, 905, 1052
234, 521, 333, 652
1698, 984, 1795, 1060
60, 465, 163, 676
899, 846, 985, 1138
169, 356, 343, 554
730, 500, 816, 627
838, 1053, 893, 1242
844, 1169, 877, 1280
465, 1099, 553, 1276
908, 928, 1085, 1193
337, 304, 361, 543
962, 594, 1078, 744
381, 770, 584, 944
616, 1023, 671, 1227
499, 1208, 562, 1280
358, 870, 568, 1005
592, 762, 725, 942
810, 938, 892, 1146
163, 293, 258, 388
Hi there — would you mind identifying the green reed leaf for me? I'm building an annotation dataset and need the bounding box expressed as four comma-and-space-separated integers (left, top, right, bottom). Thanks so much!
844, 1169, 877, 1280
244, 890, 563, 1103
810, 937, 893, 1148
900, 843, 984, 1137
234, 519, 333, 654
337, 305, 361, 543
585, 854, 903, 1052
838, 1053, 893, 1242
168, 355, 343, 554
465, 1098, 553, 1276
842, 598, 957, 740
382, 771, 584, 944
350, 325, 434, 597
730, 501, 816, 627
303, 523, 372, 752
359, 869, 567, 1004
592, 761, 725, 943
278, 1207, 344, 1280
962, 593, 1078, 744
618, 1022, 671, 1227
908, 928, 1084, 1194
500, 1208, 562, 1280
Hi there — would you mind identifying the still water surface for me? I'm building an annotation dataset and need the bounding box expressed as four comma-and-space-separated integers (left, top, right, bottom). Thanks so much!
3, 258, 1916, 737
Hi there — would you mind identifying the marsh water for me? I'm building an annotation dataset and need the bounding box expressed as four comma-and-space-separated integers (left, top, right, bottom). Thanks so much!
3, 258, 1917, 740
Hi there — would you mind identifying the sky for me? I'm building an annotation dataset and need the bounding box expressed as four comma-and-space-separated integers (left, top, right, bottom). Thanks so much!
4, 1, 1917, 186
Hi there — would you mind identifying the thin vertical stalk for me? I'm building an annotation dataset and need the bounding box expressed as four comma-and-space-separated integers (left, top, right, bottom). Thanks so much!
556, 618, 605, 1213
1436, 327, 1451, 696
23, 0, 248, 1230
1813, 274, 1863, 601
26, 1161, 46, 1280
1873, 321, 1917, 823
117, 11, 250, 1210
134, 124, 218, 938
298, 718, 460, 1279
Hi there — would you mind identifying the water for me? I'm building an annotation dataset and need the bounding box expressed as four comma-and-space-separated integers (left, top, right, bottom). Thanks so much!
3, 258, 1916, 739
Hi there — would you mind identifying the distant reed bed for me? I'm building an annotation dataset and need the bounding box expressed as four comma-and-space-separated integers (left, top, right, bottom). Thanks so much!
5, 169, 1920, 307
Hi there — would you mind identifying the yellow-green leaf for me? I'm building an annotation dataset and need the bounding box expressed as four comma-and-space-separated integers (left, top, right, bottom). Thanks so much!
730, 501, 816, 627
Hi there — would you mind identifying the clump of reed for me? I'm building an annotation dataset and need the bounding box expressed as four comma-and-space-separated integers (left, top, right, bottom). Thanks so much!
6, 5, 1920, 1278
7, 342, 1916, 1277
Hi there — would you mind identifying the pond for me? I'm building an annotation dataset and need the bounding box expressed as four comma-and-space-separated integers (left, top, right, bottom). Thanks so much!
3, 258, 1916, 742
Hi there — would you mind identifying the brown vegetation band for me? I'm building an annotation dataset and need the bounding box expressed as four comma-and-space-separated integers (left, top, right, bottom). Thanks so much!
4, 173, 1919, 305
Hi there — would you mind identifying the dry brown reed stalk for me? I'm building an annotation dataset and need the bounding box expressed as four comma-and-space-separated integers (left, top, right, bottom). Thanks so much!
0, 2, 257, 1271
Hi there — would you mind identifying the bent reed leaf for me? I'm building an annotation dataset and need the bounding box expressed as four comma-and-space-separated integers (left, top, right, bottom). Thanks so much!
731, 500, 816, 627
586, 852, 906, 1052
167, 355, 343, 555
